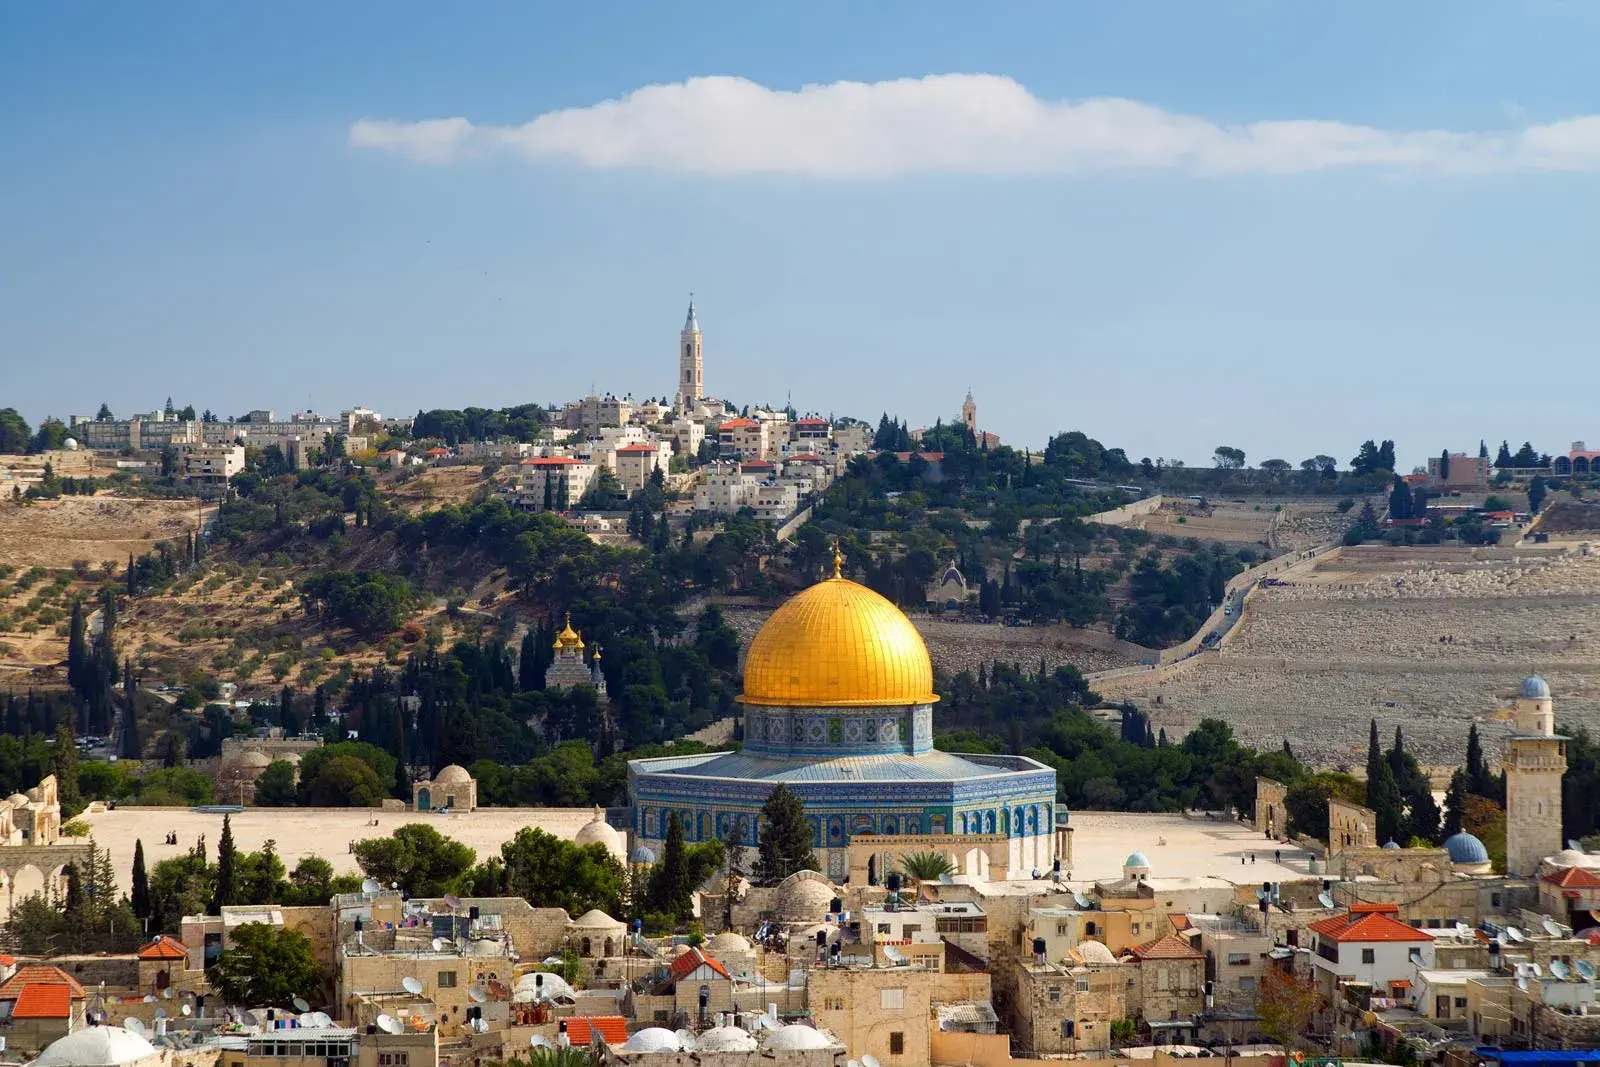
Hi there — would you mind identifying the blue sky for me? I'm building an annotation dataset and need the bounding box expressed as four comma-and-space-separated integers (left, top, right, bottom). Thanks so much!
4, 2, 1599, 467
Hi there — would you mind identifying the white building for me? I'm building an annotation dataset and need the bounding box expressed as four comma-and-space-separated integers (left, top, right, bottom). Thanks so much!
515, 456, 598, 511
178, 443, 245, 484
1308, 902, 1434, 1003
669, 418, 706, 459
694, 465, 758, 514
614, 442, 671, 493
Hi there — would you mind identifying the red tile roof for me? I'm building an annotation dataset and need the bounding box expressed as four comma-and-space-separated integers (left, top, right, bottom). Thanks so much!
892, 451, 944, 462
667, 947, 731, 983
424, 447, 451, 455
0, 954, 13, 967
786, 453, 824, 462
138, 934, 189, 961
12, 983, 72, 1019
796, 418, 829, 426
1309, 904, 1433, 944
1130, 934, 1203, 960
615, 444, 658, 453
523, 457, 587, 466
563, 1016, 629, 1045
1544, 866, 1600, 889
718, 418, 756, 430
0, 966, 85, 1000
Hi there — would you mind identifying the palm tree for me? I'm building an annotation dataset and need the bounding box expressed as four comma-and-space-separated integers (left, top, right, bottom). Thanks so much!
898, 851, 954, 886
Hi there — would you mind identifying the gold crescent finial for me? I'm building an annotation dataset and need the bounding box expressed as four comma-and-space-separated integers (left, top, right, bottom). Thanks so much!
831, 538, 845, 579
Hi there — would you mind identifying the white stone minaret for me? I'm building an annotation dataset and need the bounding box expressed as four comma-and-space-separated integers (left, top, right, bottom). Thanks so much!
962, 389, 977, 436
1503, 675, 1567, 876
676, 298, 703, 412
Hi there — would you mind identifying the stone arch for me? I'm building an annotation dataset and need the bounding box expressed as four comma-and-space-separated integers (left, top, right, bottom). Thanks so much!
1574, 457, 1590, 476
604, 937, 615, 957
881, 815, 899, 835
1555, 455, 1572, 475
10, 862, 48, 903
983, 811, 996, 834
581, 936, 592, 956
698, 811, 713, 842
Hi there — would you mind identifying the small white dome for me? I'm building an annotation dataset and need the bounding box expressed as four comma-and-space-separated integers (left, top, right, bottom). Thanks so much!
574, 815, 622, 849
433, 764, 473, 785
622, 1027, 681, 1052
697, 1026, 758, 1052
63, 437, 79, 451
764, 1024, 833, 1051
1552, 849, 1599, 869
571, 908, 625, 929
707, 931, 751, 953
34, 1026, 158, 1067
513, 971, 574, 1001
775, 872, 835, 921
1078, 940, 1118, 965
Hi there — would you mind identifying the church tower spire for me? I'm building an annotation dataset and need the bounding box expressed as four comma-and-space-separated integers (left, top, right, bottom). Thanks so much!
962, 389, 977, 436
676, 296, 704, 413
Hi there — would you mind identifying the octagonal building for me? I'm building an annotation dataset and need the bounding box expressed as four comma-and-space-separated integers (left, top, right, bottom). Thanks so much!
627, 554, 1059, 882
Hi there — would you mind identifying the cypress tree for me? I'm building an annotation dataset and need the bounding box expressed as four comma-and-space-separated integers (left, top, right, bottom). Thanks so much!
127, 553, 136, 596
1365, 720, 1404, 845
1442, 770, 1468, 839
212, 813, 236, 913
754, 784, 818, 886
279, 686, 297, 735
651, 811, 693, 922
131, 839, 150, 921
54, 723, 81, 815
313, 684, 327, 726
518, 630, 540, 690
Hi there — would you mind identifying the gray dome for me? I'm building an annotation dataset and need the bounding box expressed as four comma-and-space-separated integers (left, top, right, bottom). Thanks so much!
629, 846, 657, 865
1382, 840, 1402, 850
1522, 675, 1551, 699
1444, 832, 1490, 865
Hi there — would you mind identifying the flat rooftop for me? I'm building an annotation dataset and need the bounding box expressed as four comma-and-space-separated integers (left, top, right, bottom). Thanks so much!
1058, 812, 1314, 886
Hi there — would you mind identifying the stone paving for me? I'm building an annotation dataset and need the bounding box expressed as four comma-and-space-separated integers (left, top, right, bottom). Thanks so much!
1108, 547, 1600, 765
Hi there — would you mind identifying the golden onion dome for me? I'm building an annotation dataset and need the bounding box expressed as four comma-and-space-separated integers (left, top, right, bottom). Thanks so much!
553, 612, 584, 650
740, 560, 937, 708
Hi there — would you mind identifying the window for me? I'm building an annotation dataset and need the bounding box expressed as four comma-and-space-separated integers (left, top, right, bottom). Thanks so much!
825, 997, 845, 1011
877, 923, 891, 935
437, 970, 458, 988
1227, 952, 1250, 966
1061, 1020, 1076, 1038
379, 1055, 410, 1067
1049, 988, 1061, 1003
889, 1032, 905, 1055
1239, 977, 1257, 994
881, 988, 905, 1010
1057, 922, 1069, 936
1085, 922, 1097, 936
1361, 949, 1375, 965
1455, 997, 1468, 1009
1075, 979, 1089, 992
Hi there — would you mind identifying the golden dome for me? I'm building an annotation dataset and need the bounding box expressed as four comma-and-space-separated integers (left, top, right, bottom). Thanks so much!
553, 612, 584, 651
740, 570, 938, 708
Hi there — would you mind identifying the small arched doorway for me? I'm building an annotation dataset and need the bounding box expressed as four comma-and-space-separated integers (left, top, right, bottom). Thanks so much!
417, 788, 431, 812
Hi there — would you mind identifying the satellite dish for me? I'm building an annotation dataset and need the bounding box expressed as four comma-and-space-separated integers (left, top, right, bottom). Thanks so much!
181, 1004, 193, 1017
469, 987, 487, 1004
143, 994, 157, 1004
1506, 926, 1525, 943
162, 988, 174, 999
1543, 918, 1564, 938
443, 893, 463, 911
401, 976, 424, 996
154, 1008, 167, 1020
1530, 963, 1544, 977
864, 1055, 883, 1067
125, 1018, 146, 1035
531, 1035, 553, 1049
1455, 923, 1472, 937
432, 938, 450, 952
362, 878, 382, 894
376, 1014, 398, 1035
293, 997, 310, 1012
675, 1029, 696, 1050
1516, 975, 1529, 991
543, 956, 563, 965
1576, 960, 1597, 980
1551, 960, 1571, 980
1317, 891, 1335, 909
849, 1061, 862, 1067
1569, 840, 1584, 853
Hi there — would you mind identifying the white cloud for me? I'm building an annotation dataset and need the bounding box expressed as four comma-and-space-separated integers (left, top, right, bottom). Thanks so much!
348, 74, 1600, 177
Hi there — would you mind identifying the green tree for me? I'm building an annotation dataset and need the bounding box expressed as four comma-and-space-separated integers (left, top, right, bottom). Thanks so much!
53, 723, 82, 816
648, 811, 693, 922
1529, 475, 1548, 514
720, 828, 746, 932
253, 760, 298, 806
131, 838, 150, 921
753, 785, 818, 885
898, 851, 955, 885
353, 824, 477, 897
1442, 769, 1468, 839
0, 409, 33, 453
1439, 450, 1450, 481
1365, 720, 1404, 845
212, 813, 237, 913
301, 755, 383, 806
208, 923, 325, 1008
498, 827, 626, 916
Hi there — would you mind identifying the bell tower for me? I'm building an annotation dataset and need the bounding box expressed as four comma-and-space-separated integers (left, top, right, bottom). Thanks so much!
962, 389, 977, 435
676, 297, 703, 412
1503, 675, 1566, 876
